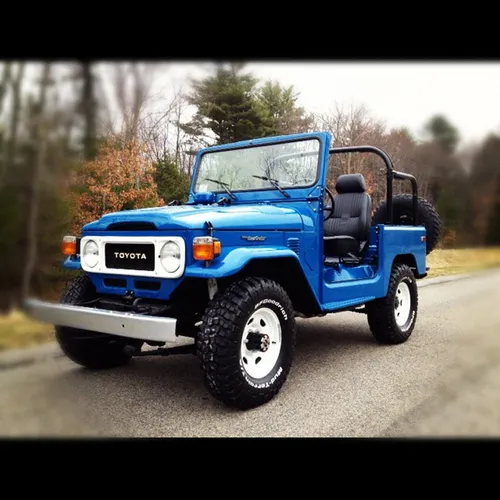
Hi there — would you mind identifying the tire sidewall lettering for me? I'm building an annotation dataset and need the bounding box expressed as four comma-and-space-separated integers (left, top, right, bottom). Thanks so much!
239, 362, 284, 389
254, 298, 288, 321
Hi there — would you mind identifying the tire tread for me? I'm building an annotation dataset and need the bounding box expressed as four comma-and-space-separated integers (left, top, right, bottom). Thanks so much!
55, 274, 133, 369
371, 194, 442, 254
196, 276, 295, 409
366, 263, 418, 344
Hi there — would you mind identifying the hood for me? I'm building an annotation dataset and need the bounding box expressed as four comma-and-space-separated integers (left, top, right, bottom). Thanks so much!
82, 203, 304, 232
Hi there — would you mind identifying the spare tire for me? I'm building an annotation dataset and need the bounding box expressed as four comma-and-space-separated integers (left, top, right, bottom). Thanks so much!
371, 194, 442, 254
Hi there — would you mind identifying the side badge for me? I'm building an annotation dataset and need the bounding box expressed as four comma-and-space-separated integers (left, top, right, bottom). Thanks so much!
241, 235, 266, 242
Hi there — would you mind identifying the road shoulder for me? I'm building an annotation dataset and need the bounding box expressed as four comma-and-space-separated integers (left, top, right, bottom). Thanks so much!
0, 342, 62, 371
0, 269, 492, 371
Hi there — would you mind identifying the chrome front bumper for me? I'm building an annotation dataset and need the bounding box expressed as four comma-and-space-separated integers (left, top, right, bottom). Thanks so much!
23, 298, 177, 343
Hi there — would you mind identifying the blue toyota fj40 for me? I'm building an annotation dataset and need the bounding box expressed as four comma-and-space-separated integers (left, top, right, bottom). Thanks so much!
24, 131, 441, 410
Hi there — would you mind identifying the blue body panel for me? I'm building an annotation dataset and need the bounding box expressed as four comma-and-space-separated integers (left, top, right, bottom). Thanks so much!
83, 203, 306, 232
67, 131, 428, 313
90, 273, 183, 300
321, 225, 426, 311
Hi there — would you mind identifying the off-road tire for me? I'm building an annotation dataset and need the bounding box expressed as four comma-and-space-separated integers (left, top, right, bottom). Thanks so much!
55, 274, 134, 369
366, 263, 418, 344
371, 194, 442, 254
196, 277, 296, 410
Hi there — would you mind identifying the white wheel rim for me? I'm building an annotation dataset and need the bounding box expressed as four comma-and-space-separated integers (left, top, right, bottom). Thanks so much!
395, 281, 412, 327
240, 307, 282, 379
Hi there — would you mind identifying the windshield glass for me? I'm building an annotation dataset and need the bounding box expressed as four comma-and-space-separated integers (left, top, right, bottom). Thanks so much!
194, 138, 321, 193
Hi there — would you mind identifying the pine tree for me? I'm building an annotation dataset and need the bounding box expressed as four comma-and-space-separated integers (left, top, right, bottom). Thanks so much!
154, 155, 191, 204
256, 80, 313, 135
420, 114, 466, 243
182, 63, 268, 145
424, 114, 460, 154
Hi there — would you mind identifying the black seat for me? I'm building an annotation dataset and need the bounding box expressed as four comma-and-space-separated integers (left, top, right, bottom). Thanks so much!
324, 173, 372, 259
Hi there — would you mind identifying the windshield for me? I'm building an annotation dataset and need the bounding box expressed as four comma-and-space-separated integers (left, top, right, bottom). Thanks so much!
194, 138, 321, 193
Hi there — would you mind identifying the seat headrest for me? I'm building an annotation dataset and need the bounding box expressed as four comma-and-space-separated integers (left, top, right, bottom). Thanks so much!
335, 173, 366, 194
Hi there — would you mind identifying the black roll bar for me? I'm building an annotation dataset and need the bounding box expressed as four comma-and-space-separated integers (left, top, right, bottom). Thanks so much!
329, 145, 419, 225
392, 170, 419, 225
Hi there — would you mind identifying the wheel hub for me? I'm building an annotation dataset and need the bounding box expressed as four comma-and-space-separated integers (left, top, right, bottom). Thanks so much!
245, 330, 271, 352
240, 307, 282, 379
394, 281, 412, 327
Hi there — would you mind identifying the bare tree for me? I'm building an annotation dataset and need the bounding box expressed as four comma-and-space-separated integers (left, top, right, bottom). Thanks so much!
97, 63, 162, 143
173, 94, 185, 166
0, 62, 12, 186
0, 62, 25, 189
314, 102, 386, 188
138, 85, 184, 163
94, 67, 116, 136
80, 61, 97, 160
313, 102, 435, 208
22, 63, 52, 299
457, 140, 481, 175
0, 62, 12, 114
127, 63, 152, 141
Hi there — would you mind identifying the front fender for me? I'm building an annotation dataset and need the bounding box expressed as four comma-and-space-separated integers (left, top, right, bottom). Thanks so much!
184, 247, 301, 279
63, 246, 304, 282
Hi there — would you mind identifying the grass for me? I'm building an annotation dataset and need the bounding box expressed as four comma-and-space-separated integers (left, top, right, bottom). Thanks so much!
2, 246, 500, 351
0, 309, 54, 351
426, 247, 500, 278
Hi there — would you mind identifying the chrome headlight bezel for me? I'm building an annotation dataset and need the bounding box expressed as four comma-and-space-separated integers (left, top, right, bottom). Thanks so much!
81, 239, 99, 268
159, 241, 181, 273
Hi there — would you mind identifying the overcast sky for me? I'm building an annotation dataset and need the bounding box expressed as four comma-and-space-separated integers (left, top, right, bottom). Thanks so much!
158, 62, 500, 147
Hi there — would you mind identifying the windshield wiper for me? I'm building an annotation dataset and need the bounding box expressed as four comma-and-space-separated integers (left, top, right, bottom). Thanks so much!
252, 175, 290, 198
204, 178, 237, 200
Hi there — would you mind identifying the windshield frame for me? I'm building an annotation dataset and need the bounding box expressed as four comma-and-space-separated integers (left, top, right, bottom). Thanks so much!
191, 136, 323, 196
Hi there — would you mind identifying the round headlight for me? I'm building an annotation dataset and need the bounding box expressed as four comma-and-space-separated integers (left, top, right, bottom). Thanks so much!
160, 241, 181, 273
82, 240, 99, 268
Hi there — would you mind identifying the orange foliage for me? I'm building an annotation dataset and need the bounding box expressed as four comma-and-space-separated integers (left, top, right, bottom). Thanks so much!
363, 170, 376, 196
69, 139, 164, 233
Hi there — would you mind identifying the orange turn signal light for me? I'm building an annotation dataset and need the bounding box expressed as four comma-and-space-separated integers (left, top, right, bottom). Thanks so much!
62, 235, 77, 256
193, 236, 221, 261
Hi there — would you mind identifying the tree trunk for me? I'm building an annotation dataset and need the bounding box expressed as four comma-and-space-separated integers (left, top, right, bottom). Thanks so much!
0, 62, 25, 188
22, 63, 51, 299
175, 100, 181, 166
81, 62, 97, 160
0, 62, 12, 114
0, 63, 12, 187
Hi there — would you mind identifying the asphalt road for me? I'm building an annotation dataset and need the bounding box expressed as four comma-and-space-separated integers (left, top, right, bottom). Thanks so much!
1, 270, 500, 437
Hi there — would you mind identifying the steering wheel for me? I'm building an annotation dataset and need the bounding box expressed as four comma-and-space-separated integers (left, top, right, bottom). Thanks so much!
323, 187, 335, 221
